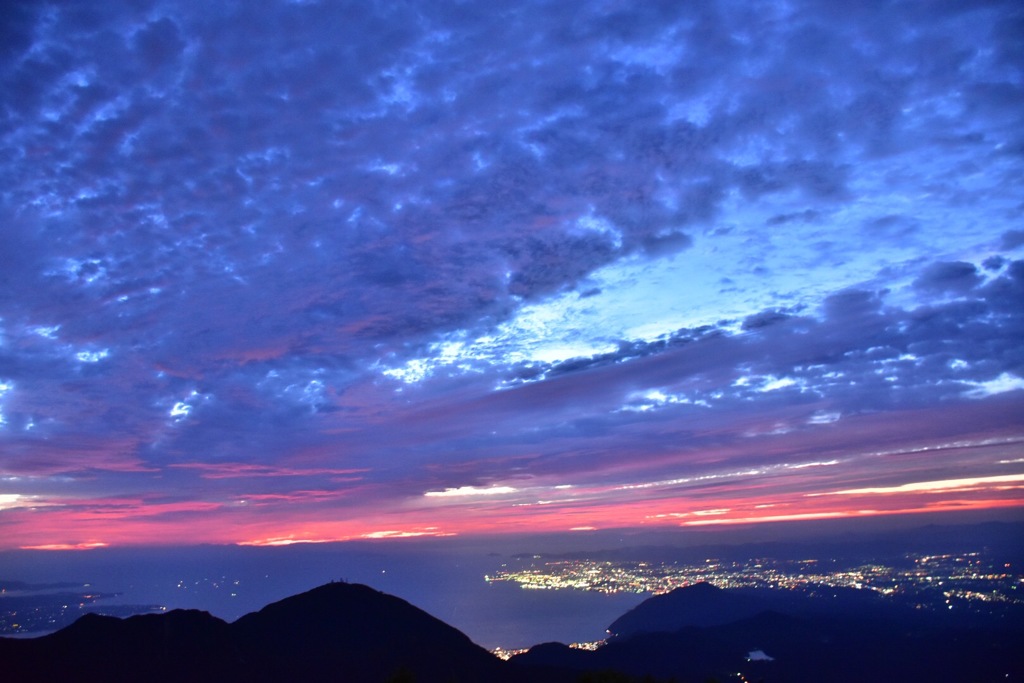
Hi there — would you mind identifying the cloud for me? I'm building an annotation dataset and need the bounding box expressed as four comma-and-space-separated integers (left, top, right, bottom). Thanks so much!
998, 228, 1024, 250
0, 493, 24, 510
424, 486, 519, 498
963, 373, 1024, 399
914, 261, 983, 293
133, 18, 185, 71
812, 473, 1024, 497
20, 542, 109, 551
168, 462, 366, 480
360, 529, 451, 540
0, 0, 1021, 547
766, 209, 823, 226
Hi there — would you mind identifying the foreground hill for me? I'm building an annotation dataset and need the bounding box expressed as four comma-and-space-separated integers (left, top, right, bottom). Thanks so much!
0, 582, 517, 683
607, 581, 765, 637
606, 581, 910, 639
514, 583, 1024, 682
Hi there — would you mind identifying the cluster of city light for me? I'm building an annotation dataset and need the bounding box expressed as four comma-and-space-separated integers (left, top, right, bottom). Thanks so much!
485, 552, 1023, 607
1, 575, 248, 636
0, 592, 165, 635
491, 640, 606, 661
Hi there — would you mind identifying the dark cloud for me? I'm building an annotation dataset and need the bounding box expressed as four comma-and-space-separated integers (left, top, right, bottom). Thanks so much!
640, 231, 692, 257
822, 289, 886, 322
914, 261, 983, 293
742, 310, 793, 331
133, 17, 185, 71
737, 161, 850, 201
983, 255, 1007, 271
864, 215, 919, 238
766, 210, 823, 227
1001, 229, 1024, 251
0, 2, 37, 63
505, 233, 620, 299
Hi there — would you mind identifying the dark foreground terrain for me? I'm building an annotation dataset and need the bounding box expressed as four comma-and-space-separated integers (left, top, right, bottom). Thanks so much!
516, 582, 1024, 682
2, 580, 1021, 682
0, 582, 514, 683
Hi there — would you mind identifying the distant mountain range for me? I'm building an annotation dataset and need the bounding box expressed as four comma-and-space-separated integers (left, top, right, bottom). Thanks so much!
2, 580, 1021, 682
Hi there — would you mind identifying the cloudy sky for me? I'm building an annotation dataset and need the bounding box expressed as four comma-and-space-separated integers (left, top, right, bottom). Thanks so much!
1, 0, 1022, 550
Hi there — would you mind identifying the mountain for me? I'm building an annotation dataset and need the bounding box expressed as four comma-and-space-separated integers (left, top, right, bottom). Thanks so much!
0, 582, 516, 683
0, 608, 240, 682
605, 580, 910, 639
514, 585, 1024, 682
230, 582, 512, 682
607, 582, 765, 637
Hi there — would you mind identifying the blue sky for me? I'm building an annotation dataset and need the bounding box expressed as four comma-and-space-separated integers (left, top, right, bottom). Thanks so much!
0, 0, 1022, 548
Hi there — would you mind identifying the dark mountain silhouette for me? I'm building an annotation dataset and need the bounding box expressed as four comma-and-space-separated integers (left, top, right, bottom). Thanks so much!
0, 582, 517, 683
514, 585, 1024, 682
230, 582, 512, 682
607, 579, 959, 639
0, 608, 240, 682
607, 582, 764, 637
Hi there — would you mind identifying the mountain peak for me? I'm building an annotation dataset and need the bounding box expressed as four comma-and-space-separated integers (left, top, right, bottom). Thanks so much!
608, 581, 764, 638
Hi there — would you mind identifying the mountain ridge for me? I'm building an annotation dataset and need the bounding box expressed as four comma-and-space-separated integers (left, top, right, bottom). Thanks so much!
0, 581, 518, 683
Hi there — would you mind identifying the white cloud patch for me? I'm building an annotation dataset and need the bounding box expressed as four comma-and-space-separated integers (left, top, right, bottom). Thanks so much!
810, 473, 1024, 497
0, 493, 22, 510
620, 388, 711, 412
785, 459, 840, 470
76, 349, 110, 363
963, 373, 1024, 399
31, 325, 61, 339
759, 376, 799, 392
361, 527, 454, 539
170, 402, 191, 418
808, 411, 841, 425
424, 485, 518, 498
692, 508, 730, 516
168, 390, 210, 423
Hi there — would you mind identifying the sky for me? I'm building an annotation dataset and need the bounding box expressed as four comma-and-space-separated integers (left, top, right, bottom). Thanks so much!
0, 0, 1022, 552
